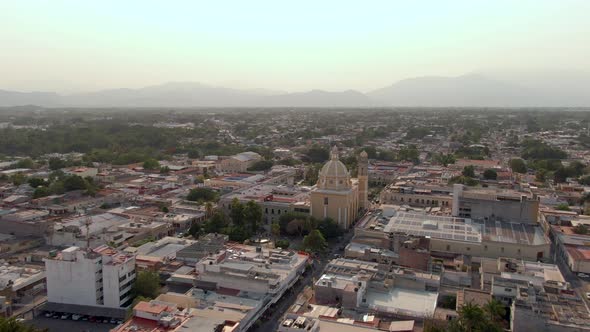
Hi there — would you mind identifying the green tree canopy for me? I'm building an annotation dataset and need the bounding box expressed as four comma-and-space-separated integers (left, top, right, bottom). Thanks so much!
302, 229, 327, 254
509, 158, 527, 174
132, 270, 161, 299
142, 158, 160, 170
247, 160, 274, 172
483, 169, 497, 180
462, 165, 475, 178
186, 187, 219, 202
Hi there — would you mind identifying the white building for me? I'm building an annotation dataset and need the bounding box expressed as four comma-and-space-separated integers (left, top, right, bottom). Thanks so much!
44, 245, 136, 308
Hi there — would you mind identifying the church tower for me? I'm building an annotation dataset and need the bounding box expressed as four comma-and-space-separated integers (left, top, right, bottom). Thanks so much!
358, 151, 369, 210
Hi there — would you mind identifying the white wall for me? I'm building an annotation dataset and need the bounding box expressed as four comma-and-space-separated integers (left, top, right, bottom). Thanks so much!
45, 253, 100, 306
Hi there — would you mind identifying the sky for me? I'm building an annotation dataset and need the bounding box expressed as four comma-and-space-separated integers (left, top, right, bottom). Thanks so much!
0, 0, 589, 93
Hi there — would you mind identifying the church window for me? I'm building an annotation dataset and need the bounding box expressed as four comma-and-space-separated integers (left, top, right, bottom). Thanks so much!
324, 197, 329, 205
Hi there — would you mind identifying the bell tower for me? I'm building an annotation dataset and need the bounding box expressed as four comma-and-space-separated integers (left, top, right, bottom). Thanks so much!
358, 151, 369, 210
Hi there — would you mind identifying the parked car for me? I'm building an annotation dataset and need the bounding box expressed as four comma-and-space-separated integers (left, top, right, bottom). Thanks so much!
72, 314, 82, 321
578, 273, 589, 278
60, 314, 71, 320
586, 292, 590, 299
44, 312, 53, 318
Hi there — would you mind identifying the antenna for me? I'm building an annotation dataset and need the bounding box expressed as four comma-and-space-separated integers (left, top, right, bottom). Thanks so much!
84, 209, 92, 250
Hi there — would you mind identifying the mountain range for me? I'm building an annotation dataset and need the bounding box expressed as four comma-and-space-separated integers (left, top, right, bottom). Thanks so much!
1, 73, 589, 107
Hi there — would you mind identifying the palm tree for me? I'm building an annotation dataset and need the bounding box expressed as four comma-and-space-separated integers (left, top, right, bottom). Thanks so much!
204, 201, 214, 218
458, 302, 486, 332
484, 299, 506, 323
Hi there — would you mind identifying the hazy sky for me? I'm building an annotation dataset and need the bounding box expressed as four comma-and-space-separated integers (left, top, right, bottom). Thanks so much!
1, 1, 589, 93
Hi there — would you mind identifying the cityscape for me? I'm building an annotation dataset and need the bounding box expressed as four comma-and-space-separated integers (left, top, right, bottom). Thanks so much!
1, 2, 590, 332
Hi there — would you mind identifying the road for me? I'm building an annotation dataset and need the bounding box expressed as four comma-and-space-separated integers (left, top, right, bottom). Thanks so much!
250, 228, 355, 332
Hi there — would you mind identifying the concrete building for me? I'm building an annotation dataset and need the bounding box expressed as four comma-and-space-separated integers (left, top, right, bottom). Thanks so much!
379, 183, 453, 209
218, 151, 262, 173
452, 184, 539, 224
354, 206, 550, 262
314, 258, 439, 319
44, 245, 135, 309
310, 147, 367, 229
0, 262, 45, 309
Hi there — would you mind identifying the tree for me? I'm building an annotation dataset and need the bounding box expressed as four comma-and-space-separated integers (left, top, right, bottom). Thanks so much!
159, 166, 170, 174
462, 165, 475, 178
316, 218, 342, 239
229, 198, 246, 227
397, 145, 419, 163
142, 158, 160, 170
535, 169, 547, 182
33, 186, 51, 198
509, 158, 527, 174
521, 139, 567, 160
204, 201, 214, 218
449, 175, 478, 186
203, 211, 229, 234
62, 174, 87, 191
555, 203, 571, 211
247, 160, 274, 172
483, 169, 497, 180
10, 173, 27, 186
48, 157, 66, 170
573, 224, 589, 235
186, 187, 218, 202
243, 200, 263, 235
14, 158, 35, 169
271, 222, 281, 242
303, 164, 321, 185
302, 230, 327, 254
306, 146, 330, 163
435, 153, 456, 167
275, 239, 290, 249
27, 177, 48, 188
0, 317, 46, 332
484, 299, 506, 323
279, 212, 310, 234
132, 270, 161, 299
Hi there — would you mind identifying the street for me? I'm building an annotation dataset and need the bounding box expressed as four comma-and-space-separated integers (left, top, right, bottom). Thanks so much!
250, 228, 355, 332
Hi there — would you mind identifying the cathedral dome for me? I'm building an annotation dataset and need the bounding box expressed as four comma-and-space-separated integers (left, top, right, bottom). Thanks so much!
317, 146, 351, 191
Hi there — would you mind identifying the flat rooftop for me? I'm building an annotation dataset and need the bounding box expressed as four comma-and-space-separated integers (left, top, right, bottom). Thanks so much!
381, 210, 548, 245
365, 287, 438, 317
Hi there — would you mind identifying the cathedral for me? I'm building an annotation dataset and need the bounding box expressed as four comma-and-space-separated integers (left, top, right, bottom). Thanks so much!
310, 146, 369, 229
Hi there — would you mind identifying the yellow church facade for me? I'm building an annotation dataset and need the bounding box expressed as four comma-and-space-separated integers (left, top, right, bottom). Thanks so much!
310, 147, 368, 229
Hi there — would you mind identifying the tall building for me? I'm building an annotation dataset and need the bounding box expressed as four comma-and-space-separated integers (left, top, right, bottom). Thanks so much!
44, 245, 136, 308
310, 147, 367, 229
357, 150, 369, 210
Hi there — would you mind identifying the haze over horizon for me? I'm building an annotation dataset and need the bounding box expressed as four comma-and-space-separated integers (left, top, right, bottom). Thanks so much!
1, 1, 589, 94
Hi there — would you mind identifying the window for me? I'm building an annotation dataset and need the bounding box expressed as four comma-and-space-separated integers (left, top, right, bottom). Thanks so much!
466, 247, 470, 251
484, 245, 488, 251
324, 197, 329, 205
271, 209, 274, 214
501, 247, 504, 253
446, 245, 451, 251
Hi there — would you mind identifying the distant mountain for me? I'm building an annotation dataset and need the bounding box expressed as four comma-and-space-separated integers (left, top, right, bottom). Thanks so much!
1, 74, 589, 107
368, 74, 535, 107
0, 90, 60, 107
368, 73, 590, 107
